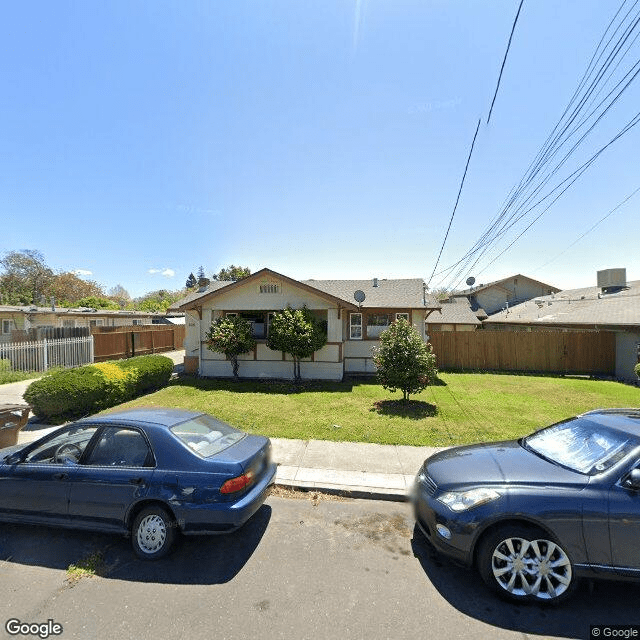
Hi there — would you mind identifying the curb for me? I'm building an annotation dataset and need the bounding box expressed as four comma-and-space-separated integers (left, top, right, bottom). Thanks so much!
274, 479, 409, 502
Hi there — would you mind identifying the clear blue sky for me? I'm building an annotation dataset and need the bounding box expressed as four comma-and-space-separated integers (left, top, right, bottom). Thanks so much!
2, 0, 638, 297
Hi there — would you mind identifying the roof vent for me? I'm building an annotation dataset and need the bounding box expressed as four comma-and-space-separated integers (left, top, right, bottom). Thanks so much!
597, 268, 627, 294
373, 278, 379, 288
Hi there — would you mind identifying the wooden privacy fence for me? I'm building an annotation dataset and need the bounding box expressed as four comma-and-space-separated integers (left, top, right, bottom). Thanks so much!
92, 325, 185, 362
429, 331, 616, 375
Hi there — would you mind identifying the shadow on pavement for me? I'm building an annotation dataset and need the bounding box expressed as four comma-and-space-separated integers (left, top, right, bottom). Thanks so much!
411, 526, 640, 640
0, 504, 271, 585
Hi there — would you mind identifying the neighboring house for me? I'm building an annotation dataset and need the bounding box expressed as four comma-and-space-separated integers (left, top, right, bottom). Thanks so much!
484, 269, 640, 383
172, 268, 441, 380
425, 297, 482, 335
452, 274, 560, 317
0, 305, 160, 342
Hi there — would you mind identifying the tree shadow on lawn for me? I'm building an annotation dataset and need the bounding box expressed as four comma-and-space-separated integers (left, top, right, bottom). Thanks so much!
171, 375, 354, 395
370, 400, 438, 420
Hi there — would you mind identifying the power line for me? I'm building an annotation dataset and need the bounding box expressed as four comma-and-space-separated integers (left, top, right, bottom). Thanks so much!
532, 184, 640, 271
426, 118, 481, 288
487, 0, 525, 125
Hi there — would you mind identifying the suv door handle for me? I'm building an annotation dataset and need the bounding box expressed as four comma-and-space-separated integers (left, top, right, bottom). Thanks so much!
129, 477, 144, 485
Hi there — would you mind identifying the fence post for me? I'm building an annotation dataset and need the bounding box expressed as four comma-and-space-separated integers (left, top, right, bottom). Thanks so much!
43, 338, 48, 372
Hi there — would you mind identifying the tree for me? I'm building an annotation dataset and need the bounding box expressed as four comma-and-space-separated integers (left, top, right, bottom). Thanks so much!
134, 289, 185, 313
185, 273, 197, 289
205, 315, 256, 379
267, 307, 327, 382
212, 265, 251, 282
50, 272, 104, 306
108, 284, 131, 307
0, 250, 54, 304
197, 266, 206, 281
372, 318, 438, 401
75, 296, 120, 310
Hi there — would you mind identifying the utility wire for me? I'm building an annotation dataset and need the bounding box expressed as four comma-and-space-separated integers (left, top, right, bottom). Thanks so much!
532, 184, 640, 271
487, 0, 525, 124
426, 118, 481, 288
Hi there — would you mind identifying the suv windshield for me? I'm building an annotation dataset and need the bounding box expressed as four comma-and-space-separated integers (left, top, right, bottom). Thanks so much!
170, 415, 245, 458
523, 417, 640, 475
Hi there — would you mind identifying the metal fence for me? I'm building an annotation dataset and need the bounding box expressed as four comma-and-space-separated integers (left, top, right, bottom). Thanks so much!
0, 336, 95, 372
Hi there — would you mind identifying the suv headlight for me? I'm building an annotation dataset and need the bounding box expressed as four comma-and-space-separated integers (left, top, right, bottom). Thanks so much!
437, 488, 501, 512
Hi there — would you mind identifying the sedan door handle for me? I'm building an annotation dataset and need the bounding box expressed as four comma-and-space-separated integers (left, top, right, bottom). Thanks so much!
129, 477, 145, 485
53, 473, 68, 480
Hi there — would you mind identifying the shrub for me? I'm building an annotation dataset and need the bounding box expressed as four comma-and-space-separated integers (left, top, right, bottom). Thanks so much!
24, 355, 174, 422
205, 316, 256, 379
0, 359, 11, 373
635, 362, 640, 380
373, 318, 438, 401
118, 355, 174, 394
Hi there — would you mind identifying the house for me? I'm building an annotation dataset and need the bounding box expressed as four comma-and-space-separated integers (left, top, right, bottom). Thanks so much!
172, 268, 441, 380
452, 274, 560, 317
484, 269, 640, 383
0, 305, 161, 343
425, 297, 482, 335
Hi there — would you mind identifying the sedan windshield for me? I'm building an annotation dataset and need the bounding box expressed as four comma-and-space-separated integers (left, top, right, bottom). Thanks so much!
523, 417, 640, 475
170, 415, 245, 457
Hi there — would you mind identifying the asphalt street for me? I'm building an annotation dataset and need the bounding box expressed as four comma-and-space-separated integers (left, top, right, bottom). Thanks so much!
1, 495, 639, 640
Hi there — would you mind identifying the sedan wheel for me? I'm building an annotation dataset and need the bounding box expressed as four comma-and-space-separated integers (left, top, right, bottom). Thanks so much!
478, 525, 575, 603
131, 506, 176, 560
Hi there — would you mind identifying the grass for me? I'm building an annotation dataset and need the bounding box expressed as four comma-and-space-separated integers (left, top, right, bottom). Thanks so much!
110, 373, 640, 447
0, 368, 43, 385
66, 552, 104, 584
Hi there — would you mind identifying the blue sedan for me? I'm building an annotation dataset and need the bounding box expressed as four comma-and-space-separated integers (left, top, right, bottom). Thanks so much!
0, 408, 276, 559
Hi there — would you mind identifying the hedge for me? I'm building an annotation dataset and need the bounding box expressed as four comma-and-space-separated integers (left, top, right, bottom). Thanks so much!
24, 355, 174, 422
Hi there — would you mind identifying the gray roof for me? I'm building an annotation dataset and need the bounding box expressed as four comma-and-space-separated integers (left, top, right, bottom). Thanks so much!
172, 270, 440, 310
0, 305, 160, 317
453, 273, 561, 297
301, 278, 439, 309
485, 280, 640, 328
428, 297, 481, 325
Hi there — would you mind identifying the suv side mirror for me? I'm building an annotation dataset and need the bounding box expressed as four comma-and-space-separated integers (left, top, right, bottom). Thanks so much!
624, 468, 640, 490
4, 453, 21, 465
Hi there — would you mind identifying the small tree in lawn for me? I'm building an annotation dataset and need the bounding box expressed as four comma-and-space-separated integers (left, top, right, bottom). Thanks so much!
373, 318, 437, 401
205, 316, 256, 380
267, 307, 327, 382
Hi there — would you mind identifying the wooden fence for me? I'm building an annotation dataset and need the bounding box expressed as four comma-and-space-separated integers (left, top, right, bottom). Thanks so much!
92, 325, 185, 362
429, 331, 616, 375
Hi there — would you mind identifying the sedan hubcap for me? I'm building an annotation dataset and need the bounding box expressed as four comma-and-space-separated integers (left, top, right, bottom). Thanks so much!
137, 514, 167, 554
491, 536, 572, 600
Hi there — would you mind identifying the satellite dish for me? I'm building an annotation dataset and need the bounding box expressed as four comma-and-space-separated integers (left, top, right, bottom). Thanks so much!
466, 277, 476, 287
354, 290, 366, 303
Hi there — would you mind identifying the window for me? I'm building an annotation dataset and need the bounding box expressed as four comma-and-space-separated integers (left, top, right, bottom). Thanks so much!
89, 319, 104, 327
62, 319, 75, 328
1, 319, 12, 334
171, 414, 245, 458
132, 319, 142, 326
395, 313, 409, 323
259, 283, 279, 294
24, 425, 99, 464
367, 313, 390, 338
86, 427, 153, 467
350, 313, 362, 339
225, 312, 237, 318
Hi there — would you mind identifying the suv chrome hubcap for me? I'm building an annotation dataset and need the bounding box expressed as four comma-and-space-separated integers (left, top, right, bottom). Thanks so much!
491, 536, 572, 600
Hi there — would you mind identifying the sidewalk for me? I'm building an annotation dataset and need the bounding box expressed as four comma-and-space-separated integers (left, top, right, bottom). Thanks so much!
271, 438, 441, 501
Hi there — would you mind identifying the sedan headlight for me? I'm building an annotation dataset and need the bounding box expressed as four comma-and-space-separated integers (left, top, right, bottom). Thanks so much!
437, 488, 501, 512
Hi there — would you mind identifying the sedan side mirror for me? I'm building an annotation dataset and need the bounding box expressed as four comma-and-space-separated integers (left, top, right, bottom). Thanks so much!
4, 453, 21, 465
624, 469, 640, 490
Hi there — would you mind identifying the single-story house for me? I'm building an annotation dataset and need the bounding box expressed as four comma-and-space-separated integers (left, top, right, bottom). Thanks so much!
452, 274, 560, 316
172, 268, 441, 380
484, 269, 640, 383
425, 297, 482, 335
0, 305, 161, 342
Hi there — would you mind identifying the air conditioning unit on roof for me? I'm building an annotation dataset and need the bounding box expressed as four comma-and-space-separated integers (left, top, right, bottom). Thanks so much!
597, 268, 626, 290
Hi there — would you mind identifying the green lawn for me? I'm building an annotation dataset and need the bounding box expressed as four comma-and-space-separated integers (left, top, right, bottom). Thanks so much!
111, 373, 640, 446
